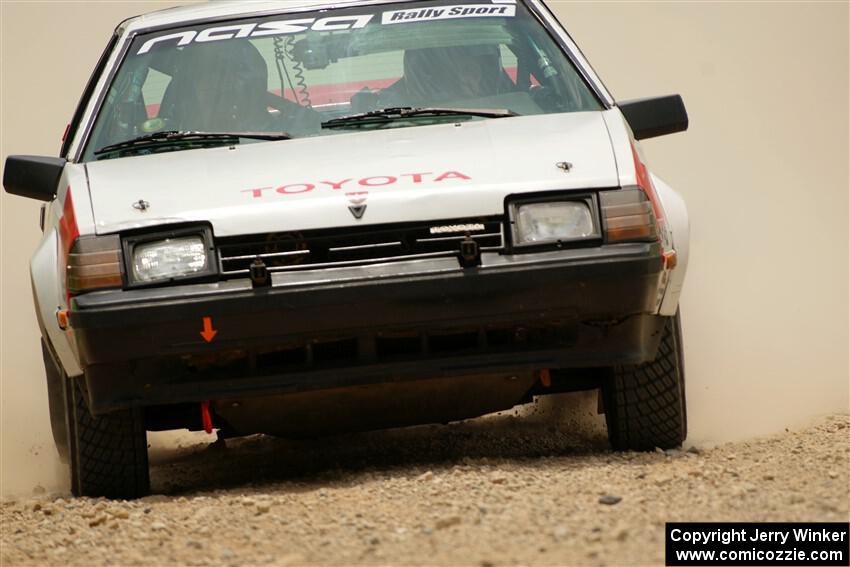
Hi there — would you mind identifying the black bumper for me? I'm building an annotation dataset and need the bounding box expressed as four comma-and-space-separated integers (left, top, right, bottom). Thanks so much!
69, 244, 666, 413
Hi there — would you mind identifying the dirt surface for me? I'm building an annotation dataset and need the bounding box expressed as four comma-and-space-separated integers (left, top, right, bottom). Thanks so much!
1, 396, 848, 567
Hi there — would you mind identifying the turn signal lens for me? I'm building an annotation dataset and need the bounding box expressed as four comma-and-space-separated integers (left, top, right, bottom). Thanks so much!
600, 188, 657, 243
67, 235, 123, 293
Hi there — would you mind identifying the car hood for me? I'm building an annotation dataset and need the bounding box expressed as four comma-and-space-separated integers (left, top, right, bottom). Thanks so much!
86, 111, 619, 236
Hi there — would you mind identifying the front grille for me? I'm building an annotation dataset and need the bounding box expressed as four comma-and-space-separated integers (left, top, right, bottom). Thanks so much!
216, 217, 505, 276
181, 320, 577, 375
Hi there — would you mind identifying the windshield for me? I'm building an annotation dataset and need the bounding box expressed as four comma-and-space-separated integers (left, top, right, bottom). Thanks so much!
82, 0, 602, 161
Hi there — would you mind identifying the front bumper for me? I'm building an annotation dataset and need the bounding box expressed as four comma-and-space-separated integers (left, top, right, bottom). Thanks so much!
69, 243, 666, 413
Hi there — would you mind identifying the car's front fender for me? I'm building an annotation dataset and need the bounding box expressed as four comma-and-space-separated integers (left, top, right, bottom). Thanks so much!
30, 164, 93, 378
30, 226, 83, 377
652, 173, 689, 316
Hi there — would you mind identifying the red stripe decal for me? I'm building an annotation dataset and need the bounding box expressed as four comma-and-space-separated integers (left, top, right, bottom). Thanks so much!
630, 143, 663, 222
630, 143, 666, 253
58, 188, 79, 256
58, 187, 79, 306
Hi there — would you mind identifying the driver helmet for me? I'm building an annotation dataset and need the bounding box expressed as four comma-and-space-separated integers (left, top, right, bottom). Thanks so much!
167, 40, 270, 131
402, 44, 505, 102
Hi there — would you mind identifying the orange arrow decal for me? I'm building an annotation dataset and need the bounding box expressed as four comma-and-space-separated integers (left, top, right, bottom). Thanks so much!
200, 316, 217, 343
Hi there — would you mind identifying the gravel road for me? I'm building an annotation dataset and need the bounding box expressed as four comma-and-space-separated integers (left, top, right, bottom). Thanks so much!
2, 394, 848, 566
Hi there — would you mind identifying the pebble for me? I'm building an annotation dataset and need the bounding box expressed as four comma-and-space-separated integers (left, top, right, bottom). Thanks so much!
435, 516, 462, 529
552, 526, 569, 539
598, 495, 622, 506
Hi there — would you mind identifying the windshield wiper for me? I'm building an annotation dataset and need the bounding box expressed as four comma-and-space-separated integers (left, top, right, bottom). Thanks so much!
321, 107, 517, 129
94, 130, 292, 156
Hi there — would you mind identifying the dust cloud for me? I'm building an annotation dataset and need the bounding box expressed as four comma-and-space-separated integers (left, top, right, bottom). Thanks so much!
1, 2, 847, 498
566, 1, 850, 444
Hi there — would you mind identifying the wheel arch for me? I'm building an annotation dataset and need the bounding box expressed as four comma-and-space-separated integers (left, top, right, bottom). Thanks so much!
652, 173, 689, 316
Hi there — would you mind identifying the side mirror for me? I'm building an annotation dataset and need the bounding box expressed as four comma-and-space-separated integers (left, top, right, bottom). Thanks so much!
3, 155, 66, 201
618, 95, 688, 140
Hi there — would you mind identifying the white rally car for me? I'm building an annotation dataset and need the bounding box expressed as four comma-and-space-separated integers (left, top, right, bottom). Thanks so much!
4, 0, 689, 499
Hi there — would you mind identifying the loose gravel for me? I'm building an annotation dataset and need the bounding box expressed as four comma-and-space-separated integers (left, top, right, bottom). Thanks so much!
1, 394, 848, 566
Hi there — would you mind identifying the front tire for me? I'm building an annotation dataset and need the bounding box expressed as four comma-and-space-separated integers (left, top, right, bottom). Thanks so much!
68, 377, 150, 499
603, 311, 687, 450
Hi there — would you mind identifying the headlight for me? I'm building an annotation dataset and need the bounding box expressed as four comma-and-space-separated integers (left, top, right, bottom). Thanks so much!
512, 200, 597, 246
124, 226, 216, 286
132, 237, 207, 282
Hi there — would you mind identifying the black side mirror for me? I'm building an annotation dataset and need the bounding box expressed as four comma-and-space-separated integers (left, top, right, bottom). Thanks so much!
3, 155, 67, 201
618, 95, 688, 140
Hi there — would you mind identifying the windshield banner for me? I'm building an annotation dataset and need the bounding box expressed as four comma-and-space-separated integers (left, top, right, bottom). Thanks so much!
382, 4, 515, 24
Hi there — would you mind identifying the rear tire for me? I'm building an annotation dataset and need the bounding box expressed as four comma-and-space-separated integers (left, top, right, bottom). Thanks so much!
68, 377, 150, 499
603, 310, 687, 451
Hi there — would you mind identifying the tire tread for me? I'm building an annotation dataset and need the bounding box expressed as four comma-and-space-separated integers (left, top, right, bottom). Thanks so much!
70, 379, 149, 499
605, 312, 686, 451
